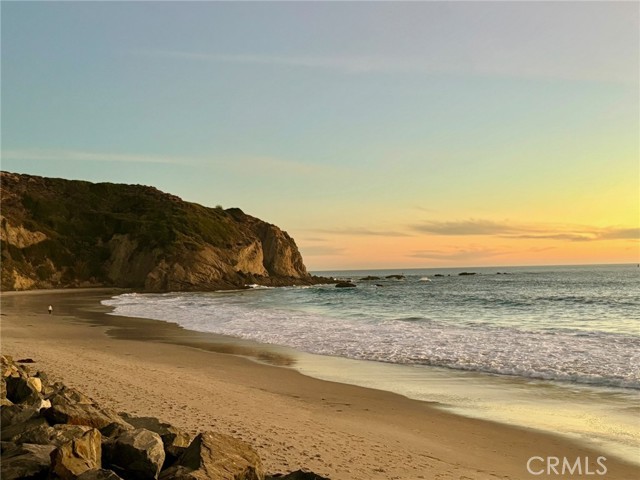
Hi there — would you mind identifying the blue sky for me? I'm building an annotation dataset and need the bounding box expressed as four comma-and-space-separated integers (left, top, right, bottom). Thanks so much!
2, 1, 638, 269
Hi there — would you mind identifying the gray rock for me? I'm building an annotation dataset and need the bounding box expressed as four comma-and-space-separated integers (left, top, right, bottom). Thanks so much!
0, 442, 55, 480
50, 428, 102, 480
159, 431, 263, 480
77, 469, 125, 480
120, 414, 191, 466
100, 421, 135, 438
335, 281, 356, 288
1, 404, 40, 427
5, 375, 41, 404
13, 423, 93, 447
0, 404, 49, 442
1, 355, 22, 379
44, 401, 128, 430
104, 428, 165, 480
47, 385, 94, 405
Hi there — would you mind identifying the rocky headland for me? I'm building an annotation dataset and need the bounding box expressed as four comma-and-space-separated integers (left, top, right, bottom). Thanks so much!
0, 172, 332, 292
1, 354, 328, 480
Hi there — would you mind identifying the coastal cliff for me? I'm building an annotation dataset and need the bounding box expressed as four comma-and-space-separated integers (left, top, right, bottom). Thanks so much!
0, 172, 326, 291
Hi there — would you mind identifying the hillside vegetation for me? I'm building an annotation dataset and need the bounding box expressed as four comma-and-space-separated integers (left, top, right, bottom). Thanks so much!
1, 172, 323, 291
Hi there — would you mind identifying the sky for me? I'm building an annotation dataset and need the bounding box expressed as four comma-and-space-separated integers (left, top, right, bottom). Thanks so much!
2, 1, 638, 270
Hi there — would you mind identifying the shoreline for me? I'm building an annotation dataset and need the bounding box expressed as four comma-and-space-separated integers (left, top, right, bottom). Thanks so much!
2, 288, 639, 479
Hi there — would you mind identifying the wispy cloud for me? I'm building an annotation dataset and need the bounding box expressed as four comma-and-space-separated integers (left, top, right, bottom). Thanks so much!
413, 219, 521, 236
2, 148, 335, 176
135, 49, 439, 74
1, 149, 192, 165
312, 227, 413, 237
411, 219, 639, 242
409, 246, 507, 261
299, 245, 346, 256
135, 48, 635, 84
225, 155, 337, 176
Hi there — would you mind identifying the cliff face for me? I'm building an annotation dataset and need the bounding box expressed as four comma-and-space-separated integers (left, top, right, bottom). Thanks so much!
0, 172, 320, 291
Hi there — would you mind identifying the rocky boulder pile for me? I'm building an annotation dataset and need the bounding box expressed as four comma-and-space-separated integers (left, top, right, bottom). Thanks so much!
1, 355, 329, 480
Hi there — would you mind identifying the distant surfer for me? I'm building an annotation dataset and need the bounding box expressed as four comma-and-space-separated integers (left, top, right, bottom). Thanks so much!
48, 305, 53, 315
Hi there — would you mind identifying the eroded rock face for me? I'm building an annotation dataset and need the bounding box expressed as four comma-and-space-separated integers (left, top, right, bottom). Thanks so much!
0, 215, 47, 248
0, 172, 322, 292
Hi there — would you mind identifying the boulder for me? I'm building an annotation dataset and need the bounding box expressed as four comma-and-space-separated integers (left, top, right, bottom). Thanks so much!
47, 385, 94, 405
159, 431, 263, 480
1, 404, 39, 427
120, 414, 191, 466
77, 469, 125, 480
335, 282, 356, 288
50, 428, 102, 480
103, 428, 165, 480
0, 442, 55, 480
385, 275, 405, 280
458, 272, 477, 276
44, 401, 129, 430
1, 405, 49, 442
100, 421, 135, 438
359, 276, 380, 281
1, 355, 20, 379
13, 423, 93, 447
5, 375, 41, 404
267, 471, 331, 480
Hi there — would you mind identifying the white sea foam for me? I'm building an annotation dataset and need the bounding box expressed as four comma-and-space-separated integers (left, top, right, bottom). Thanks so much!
103, 277, 640, 390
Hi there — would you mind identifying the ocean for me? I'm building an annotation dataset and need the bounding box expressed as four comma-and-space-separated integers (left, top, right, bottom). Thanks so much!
102, 263, 640, 461
103, 264, 639, 390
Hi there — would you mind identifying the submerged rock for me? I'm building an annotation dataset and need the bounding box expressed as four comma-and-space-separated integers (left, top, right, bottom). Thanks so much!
335, 282, 356, 288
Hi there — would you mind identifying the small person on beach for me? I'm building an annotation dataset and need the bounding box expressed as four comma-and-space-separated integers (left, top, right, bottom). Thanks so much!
48, 305, 53, 315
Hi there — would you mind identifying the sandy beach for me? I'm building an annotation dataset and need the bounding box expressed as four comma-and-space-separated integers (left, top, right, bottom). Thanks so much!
1, 289, 638, 480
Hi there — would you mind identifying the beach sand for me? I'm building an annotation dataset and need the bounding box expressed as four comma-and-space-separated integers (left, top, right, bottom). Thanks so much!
1, 289, 638, 480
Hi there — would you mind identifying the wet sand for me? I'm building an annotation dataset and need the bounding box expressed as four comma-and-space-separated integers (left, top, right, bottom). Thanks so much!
1, 289, 638, 479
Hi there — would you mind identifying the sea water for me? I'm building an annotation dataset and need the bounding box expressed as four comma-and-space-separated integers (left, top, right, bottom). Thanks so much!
102, 264, 640, 461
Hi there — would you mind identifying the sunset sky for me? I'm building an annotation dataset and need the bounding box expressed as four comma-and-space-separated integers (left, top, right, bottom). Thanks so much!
2, 1, 638, 270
